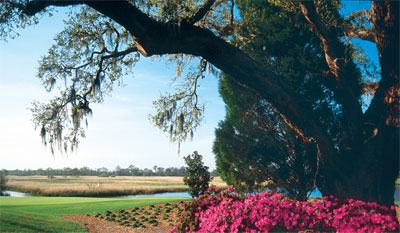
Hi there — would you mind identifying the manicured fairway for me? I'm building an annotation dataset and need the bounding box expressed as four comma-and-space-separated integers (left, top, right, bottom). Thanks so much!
0, 196, 183, 232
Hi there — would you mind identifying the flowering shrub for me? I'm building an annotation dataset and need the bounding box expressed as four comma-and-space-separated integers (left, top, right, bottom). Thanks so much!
171, 186, 399, 233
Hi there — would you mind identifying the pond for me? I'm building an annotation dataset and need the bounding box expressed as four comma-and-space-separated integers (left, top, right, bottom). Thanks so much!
5, 190, 316, 199
119, 192, 191, 198
3, 188, 399, 201
3, 190, 31, 197
120, 189, 323, 199
2, 190, 191, 198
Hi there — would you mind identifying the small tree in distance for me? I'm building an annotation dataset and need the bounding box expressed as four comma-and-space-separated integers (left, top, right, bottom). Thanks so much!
184, 151, 213, 198
0, 170, 8, 196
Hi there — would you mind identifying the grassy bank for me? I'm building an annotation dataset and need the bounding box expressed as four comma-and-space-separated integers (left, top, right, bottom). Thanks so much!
6, 176, 226, 197
0, 196, 184, 232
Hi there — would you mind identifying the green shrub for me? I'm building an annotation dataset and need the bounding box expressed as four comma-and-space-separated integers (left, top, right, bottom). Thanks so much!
183, 151, 213, 198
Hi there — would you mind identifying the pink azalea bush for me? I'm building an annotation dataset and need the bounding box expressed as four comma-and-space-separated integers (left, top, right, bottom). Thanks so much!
171, 186, 399, 233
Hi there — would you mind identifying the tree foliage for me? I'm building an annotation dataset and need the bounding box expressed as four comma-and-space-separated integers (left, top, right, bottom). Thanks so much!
0, 170, 8, 195
213, 0, 335, 198
183, 151, 213, 197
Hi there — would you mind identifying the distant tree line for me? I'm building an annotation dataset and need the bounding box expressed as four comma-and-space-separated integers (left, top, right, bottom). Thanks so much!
5, 165, 218, 177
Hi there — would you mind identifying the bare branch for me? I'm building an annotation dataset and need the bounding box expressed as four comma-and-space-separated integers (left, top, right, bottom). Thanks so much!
344, 9, 371, 23
343, 9, 375, 42
362, 82, 379, 95
343, 26, 375, 42
102, 47, 137, 59
300, 1, 332, 41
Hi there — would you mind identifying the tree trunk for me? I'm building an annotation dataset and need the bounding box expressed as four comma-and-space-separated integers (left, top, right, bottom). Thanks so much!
320, 0, 399, 206
327, 129, 399, 206
353, 0, 400, 206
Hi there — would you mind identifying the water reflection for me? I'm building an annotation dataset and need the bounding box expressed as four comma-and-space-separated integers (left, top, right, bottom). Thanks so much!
3, 190, 30, 197
120, 192, 191, 198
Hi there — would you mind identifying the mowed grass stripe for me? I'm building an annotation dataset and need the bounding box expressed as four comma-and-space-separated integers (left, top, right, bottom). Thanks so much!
0, 196, 185, 232
1, 211, 86, 233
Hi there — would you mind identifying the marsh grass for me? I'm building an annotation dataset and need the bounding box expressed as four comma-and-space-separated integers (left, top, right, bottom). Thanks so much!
6, 176, 226, 197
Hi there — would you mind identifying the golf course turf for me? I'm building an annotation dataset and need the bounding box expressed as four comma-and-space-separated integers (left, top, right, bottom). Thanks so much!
0, 196, 183, 232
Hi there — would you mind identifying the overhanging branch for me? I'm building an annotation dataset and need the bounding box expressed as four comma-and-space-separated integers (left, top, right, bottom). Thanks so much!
24, 0, 85, 15
24, 0, 337, 162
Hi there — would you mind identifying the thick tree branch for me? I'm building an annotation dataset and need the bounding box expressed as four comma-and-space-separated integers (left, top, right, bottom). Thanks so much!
183, 0, 216, 25
365, 0, 399, 128
343, 26, 375, 42
345, 9, 371, 22
300, 0, 364, 149
24, 0, 85, 15
102, 46, 137, 59
353, 0, 399, 206
362, 82, 379, 95
343, 9, 375, 42
300, 1, 332, 41
300, 1, 343, 81
25, 0, 337, 170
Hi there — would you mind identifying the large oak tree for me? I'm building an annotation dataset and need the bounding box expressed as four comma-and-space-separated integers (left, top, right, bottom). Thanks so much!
1, 0, 398, 205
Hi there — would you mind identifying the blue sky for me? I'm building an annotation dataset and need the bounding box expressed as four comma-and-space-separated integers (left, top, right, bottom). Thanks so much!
0, 10, 225, 170
0, 1, 378, 171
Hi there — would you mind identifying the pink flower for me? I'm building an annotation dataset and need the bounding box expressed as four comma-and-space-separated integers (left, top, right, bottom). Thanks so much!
170, 187, 399, 233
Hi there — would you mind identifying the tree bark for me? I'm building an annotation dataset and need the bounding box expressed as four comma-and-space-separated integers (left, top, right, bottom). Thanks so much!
355, 0, 399, 206
317, 0, 399, 206
300, 1, 364, 149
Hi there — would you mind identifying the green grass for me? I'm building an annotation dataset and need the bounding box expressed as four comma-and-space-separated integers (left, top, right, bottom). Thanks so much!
0, 196, 183, 233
